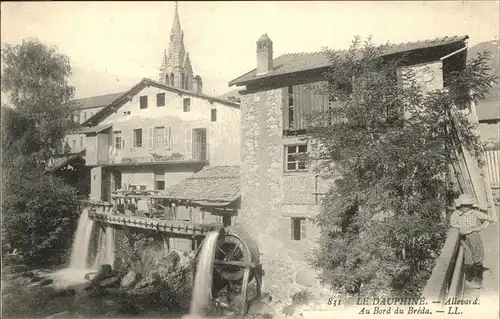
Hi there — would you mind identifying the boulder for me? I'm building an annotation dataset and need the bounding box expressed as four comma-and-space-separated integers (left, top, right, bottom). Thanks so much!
99, 275, 121, 288
91, 264, 112, 283
21, 271, 35, 278
84, 271, 98, 280
9, 264, 29, 273
247, 300, 276, 316
133, 278, 149, 290
39, 278, 54, 286
120, 270, 138, 289
52, 288, 76, 297
31, 276, 43, 283
294, 270, 317, 288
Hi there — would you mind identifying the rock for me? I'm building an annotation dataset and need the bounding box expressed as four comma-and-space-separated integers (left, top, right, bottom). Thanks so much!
84, 271, 98, 280
294, 270, 317, 288
9, 264, 29, 273
52, 288, 76, 297
260, 292, 272, 303
44, 311, 70, 319
133, 278, 149, 290
31, 276, 43, 283
215, 295, 230, 308
39, 278, 54, 286
21, 270, 35, 278
91, 264, 112, 283
247, 300, 276, 316
121, 270, 138, 289
100, 275, 121, 288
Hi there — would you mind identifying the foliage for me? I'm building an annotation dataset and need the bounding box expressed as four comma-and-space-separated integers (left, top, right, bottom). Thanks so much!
1, 39, 79, 267
2, 172, 80, 266
1, 38, 75, 167
306, 37, 496, 296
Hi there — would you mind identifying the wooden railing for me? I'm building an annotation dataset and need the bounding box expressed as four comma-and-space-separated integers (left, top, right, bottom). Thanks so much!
422, 227, 464, 301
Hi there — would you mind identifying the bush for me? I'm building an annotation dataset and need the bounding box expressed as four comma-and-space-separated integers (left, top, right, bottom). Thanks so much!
2, 171, 80, 267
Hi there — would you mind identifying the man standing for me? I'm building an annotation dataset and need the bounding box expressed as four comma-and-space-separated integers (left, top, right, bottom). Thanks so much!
450, 193, 497, 289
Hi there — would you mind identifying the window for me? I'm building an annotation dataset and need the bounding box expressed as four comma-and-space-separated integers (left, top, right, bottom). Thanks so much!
155, 171, 165, 190
72, 139, 76, 149
133, 129, 143, 147
140, 95, 148, 109
78, 112, 81, 123
285, 144, 307, 171
183, 98, 191, 112
211, 108, 217, 122
154, 127, 165, 149
157, 93, 165, 107
83, 111, 87, 121
114, 131, 122, 150
114, 173, 122, 190
80, 136, 84, 147
291, 218, 306, 240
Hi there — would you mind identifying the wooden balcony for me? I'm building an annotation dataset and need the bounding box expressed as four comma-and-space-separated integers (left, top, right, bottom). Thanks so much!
106, 142, 209, 165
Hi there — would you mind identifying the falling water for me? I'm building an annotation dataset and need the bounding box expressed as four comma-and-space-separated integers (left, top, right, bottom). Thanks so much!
188, 231, 220, 318
49, 207, 96, 288
69, 208, 94, 269
93, 207, 115, 268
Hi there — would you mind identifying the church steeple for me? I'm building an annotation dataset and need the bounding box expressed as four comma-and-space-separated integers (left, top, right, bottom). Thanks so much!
159, 2, 202, 93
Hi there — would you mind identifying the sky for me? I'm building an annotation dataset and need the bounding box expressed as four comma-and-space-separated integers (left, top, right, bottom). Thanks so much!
1, 1, 499, 99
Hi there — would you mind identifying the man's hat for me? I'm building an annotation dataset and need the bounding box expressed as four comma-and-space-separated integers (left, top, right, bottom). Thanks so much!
455, 194, 478, 207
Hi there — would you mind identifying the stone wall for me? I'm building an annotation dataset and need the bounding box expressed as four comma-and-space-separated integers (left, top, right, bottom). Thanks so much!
236, 87, 323, 300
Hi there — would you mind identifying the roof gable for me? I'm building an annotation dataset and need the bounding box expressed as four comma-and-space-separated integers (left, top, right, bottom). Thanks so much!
229, 35, 469, 87
82, 78, 240, 126
71, 92, 125, 110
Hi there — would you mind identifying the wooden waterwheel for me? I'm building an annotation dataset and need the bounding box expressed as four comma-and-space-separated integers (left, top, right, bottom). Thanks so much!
194, 227, 263, 315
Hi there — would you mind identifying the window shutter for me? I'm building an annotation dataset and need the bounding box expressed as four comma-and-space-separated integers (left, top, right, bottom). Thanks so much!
282, 87, 289, 131
165, 126, 171, 149
185, 129, 192, 156
122, 139, 125, 149
148, 127, 154, 149
290, 218, 294, 240
301, 218, 307, 239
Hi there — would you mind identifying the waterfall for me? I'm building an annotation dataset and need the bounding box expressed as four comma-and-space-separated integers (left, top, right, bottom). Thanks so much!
49, 207, 96, 288
69, 208, 94, 269
93, 207, 115, 268
188, 231, 220, 318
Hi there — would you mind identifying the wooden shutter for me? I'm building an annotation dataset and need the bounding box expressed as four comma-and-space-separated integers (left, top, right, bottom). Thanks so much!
282, 87, 289, 131
301, 218, 307, 239
165, 126, 171, 149
290, 218, 294, 240
121, 138, 125, 149
185, 129, 192, 156
148, 127, 154, 149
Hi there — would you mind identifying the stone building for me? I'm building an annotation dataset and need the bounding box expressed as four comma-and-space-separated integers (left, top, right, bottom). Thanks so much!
228, 34, 471, 296
60, 4, 240, 206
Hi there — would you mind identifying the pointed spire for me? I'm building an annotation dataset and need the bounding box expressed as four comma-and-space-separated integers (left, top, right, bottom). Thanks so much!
171, 1, 181, 36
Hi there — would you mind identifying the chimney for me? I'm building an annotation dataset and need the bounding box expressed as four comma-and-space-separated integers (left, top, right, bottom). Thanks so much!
256, 33, 273, 75
193, 75, 203, 94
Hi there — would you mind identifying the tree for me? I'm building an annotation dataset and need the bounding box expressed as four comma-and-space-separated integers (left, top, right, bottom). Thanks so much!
306, 37, 496, 296
1, 39, 79, 266
1, 38, 75, 170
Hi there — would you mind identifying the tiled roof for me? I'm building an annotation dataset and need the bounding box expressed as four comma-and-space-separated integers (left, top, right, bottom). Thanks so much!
229, 35, 469, 86
71, 92, 125, 110
477, 100, 500, 121
70, 123, 113, 134
159, 165, 240, 206
44, 154, 84, 174
82, 78, 239, 127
